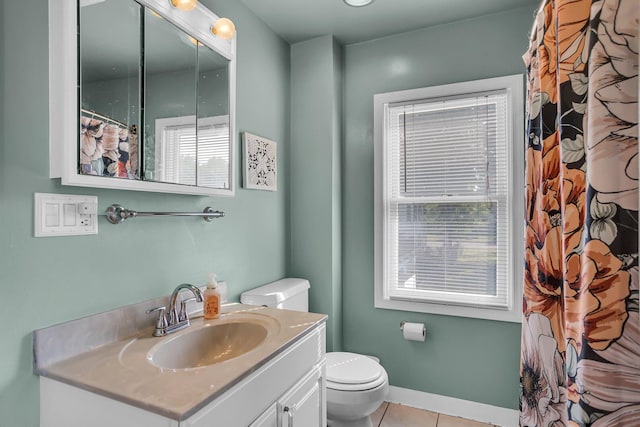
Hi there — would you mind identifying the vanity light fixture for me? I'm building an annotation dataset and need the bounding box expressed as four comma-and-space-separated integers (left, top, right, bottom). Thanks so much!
170, 0, 197, 12
211, 17, 236, 40
343, 0, 373, 6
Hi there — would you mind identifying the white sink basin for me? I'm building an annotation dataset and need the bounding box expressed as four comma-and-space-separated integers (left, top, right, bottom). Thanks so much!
148, 320, 269, 370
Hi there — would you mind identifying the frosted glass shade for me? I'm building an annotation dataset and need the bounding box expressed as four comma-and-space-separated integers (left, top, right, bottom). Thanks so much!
170, 0, 197, 12
212, 18, 236, 40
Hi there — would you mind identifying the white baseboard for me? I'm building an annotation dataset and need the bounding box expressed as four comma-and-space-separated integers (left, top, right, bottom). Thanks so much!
387, 385, 519, 427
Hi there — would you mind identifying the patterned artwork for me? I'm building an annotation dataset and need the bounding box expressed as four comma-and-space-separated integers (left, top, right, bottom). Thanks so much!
520, 0, 638, 425
243, 132, 277, 191
80, 112, 139, 179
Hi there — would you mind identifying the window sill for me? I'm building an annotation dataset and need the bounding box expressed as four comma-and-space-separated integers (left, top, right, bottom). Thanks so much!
374, 293, 522, 323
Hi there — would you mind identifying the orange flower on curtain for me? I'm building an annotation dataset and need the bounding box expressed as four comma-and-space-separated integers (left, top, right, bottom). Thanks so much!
521, 0, 638, 425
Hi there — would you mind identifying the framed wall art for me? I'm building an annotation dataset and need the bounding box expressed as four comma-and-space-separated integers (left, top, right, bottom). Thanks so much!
242, 132, 277, 191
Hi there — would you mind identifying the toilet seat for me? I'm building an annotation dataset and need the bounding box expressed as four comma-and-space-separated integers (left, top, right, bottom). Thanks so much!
326, 352, 387, 391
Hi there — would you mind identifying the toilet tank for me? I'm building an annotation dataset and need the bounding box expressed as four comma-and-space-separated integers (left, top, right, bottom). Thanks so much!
240, 278, 310, 311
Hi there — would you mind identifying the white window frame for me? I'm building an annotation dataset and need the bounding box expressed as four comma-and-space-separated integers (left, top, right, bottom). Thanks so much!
373, 75, 524, 323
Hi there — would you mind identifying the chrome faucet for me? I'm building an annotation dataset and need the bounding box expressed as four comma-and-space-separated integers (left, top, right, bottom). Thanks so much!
147, 283, 204, 337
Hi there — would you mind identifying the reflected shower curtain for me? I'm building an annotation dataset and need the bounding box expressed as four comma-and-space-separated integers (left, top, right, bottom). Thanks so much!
520, 0, 639, 426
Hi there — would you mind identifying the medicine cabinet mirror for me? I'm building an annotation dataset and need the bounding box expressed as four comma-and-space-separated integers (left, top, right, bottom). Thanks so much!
49, 0, 236, 196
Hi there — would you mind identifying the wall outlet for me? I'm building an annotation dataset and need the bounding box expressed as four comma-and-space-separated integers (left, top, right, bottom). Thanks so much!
34, 193, 99, 237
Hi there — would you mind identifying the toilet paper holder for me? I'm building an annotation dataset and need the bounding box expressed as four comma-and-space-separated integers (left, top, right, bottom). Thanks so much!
399, 321, 426, 341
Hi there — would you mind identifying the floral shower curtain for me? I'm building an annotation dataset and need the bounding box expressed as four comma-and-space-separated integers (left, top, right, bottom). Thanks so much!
520, 0, 639, 426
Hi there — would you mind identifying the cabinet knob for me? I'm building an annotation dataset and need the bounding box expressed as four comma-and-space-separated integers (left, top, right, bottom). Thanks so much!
283, 406, 294, 427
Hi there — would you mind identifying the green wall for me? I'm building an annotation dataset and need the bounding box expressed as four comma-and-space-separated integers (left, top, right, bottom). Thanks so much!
0, 0, 290, 425
340, 6, 535, 409
290, 35, 343, 352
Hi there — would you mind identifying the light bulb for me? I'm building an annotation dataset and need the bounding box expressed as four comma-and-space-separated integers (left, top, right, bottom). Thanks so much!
211, 17, 236, 40
170, 0, 197, 12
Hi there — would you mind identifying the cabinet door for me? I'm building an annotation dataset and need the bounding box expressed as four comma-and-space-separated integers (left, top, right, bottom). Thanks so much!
277, 365, 325, 427
249, 404, 277, 427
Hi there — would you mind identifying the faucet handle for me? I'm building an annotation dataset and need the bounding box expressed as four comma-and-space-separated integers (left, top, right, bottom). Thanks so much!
178, 297, 197, 322
146, 306, 168, 336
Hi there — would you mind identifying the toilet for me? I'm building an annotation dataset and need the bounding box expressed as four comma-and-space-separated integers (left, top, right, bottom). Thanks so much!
241, 278, 389, 427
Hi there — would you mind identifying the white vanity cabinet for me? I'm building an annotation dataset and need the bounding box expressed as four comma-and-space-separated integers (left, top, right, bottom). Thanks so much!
248, 366, 324, 427
275, 366, 325, 427
40, 323, 326, 427
249, 405, 278, 427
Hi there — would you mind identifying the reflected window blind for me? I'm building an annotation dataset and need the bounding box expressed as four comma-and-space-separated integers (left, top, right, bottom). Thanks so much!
163, 126, 196, 185
161, 118, 229, 187
384, 91, 509, 308
196, 121, 230, 188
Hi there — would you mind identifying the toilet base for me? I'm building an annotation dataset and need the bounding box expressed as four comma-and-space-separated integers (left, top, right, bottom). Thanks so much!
326, 379, 388, 427
327, 416, 373, 427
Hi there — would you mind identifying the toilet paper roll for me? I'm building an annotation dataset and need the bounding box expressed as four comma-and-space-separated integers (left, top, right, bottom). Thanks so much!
402, 322, 426, 342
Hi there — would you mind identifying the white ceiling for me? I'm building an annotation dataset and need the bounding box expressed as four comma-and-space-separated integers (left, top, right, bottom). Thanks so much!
240, 0, 541, 45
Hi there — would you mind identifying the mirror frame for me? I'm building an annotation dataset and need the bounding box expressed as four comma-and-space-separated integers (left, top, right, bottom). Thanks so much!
49, 0, 237, 196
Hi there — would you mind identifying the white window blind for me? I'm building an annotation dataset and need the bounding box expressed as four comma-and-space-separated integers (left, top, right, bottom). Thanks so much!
374, 75, 523, 322
386, 93, 508, 307
156, 115, 229, 188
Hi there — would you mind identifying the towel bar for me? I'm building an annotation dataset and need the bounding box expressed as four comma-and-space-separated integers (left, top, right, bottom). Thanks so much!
105, 204, 224, 224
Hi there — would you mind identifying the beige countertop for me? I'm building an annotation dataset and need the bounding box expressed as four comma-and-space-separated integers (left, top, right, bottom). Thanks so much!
38, 304, 326, 421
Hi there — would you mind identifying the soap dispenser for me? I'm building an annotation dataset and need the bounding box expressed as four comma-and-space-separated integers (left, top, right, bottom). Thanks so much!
203, 273, 221, 320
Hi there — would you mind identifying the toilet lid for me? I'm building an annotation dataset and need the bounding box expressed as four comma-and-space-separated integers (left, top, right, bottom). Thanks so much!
326, 352, 384, 385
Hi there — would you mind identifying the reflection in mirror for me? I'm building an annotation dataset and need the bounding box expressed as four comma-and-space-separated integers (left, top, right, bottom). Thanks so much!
196, 44, 230, 188
63, 0, 235, 195
144, 8, 197, 185
143, 10, 231, 189
79, 0, 141, 179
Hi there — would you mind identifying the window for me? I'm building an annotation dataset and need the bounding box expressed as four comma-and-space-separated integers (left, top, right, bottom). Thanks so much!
154, 115, 230, 188
373, 75, 523, 322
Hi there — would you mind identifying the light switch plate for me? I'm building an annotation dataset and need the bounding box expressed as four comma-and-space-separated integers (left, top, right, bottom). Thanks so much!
34, 193, 98, 237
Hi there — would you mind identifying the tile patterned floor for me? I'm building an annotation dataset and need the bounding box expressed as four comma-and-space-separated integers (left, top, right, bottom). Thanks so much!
370, 402, 496, 427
